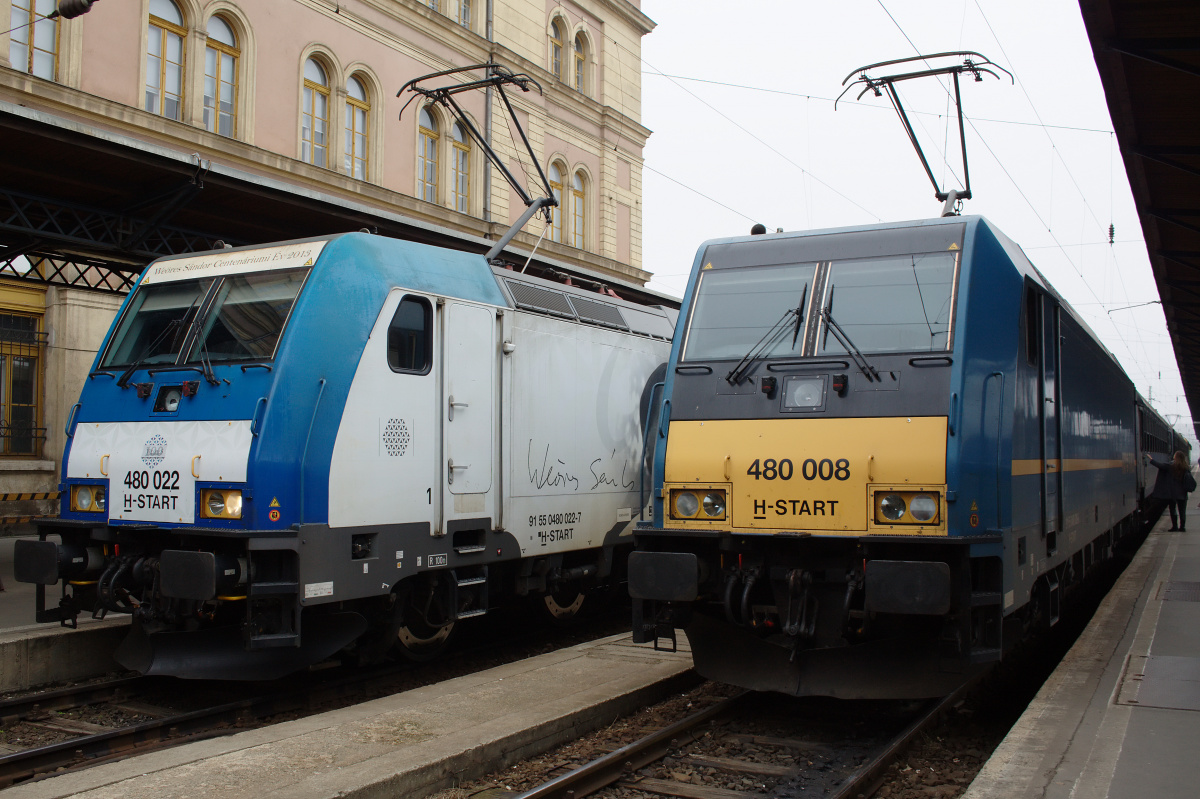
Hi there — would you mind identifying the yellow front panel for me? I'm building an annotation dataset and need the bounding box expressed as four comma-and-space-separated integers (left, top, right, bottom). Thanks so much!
664, 417, 947, 534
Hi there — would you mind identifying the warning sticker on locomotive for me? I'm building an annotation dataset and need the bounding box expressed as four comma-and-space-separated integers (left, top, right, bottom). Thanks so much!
304, 581, 334, 599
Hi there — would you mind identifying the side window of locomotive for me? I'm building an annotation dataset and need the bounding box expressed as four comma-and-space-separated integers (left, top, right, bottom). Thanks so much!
1024, 285, 1039, 366
818, 251, 957, 355
387, 296, 432, 374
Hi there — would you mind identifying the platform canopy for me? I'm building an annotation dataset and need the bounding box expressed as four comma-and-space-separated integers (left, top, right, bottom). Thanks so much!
1079, 0, 1200, 434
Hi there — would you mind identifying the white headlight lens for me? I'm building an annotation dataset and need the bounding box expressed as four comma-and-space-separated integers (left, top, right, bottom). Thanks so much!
75, 486, 92, 511
675, 491, 699, 517
909, 494, 937, 522
225, 492, 243, 518
880, 494, 906, 521
702, 492, 726, 517
207, 492, 225, 517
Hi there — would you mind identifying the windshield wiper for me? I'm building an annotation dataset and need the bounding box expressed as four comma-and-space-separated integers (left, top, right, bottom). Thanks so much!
116, 295, 204, 389
726, 285, 809, 385
821, 286, 880, 383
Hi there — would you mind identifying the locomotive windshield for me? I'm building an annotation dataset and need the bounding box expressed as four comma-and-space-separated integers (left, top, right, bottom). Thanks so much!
817, 252, 957, 355
100, 266, 310, 369
100, 277, 214, 368
682, 248, 959, 362
682, 263, 817, 361
188, 267, 309, 362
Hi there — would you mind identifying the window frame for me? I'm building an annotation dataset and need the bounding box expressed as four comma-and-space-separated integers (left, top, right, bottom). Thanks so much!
203, 15, 240, 138
550, 19, 565, 80
451, 122, 470, 213
548, 161, 564, 243
571, 171, 586, 249
418, 106, 440, 204
9, 0, 58, 80
387, 295, 434, 375
301, 57, 331, 168
0, 311, 45, 458
344, 75, 370, 181
574, 33, 586, 93
146, 1, 187, 121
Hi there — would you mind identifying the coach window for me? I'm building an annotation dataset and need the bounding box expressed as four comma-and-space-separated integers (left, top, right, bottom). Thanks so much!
146, 0, 186, 121
302, 57, 330, 167
203, 16, 239, 137
9, 0, 58, 80
388, 296, 433, 374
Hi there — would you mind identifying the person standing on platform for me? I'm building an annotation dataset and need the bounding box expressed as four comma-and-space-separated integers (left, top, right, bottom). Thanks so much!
1145, 450, 1195, 531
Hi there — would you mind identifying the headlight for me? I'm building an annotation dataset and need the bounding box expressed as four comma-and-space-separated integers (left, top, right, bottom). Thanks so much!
909, 494, 937, 522
702, 491, 726, 518
879, 494, 906, 521
873, 490, 941, 525
71, 484, 106, 513
201, 489, 243, 520
674, 491, 699, 518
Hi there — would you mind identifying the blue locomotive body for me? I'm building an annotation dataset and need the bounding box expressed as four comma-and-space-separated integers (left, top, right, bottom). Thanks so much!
630, 216, 1182, 698
19, 233, 674, 679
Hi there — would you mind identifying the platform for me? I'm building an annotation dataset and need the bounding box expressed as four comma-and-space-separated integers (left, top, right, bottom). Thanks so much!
0, 535, 128, 692
1, 632, 694, 799
965, 516, 1200, 799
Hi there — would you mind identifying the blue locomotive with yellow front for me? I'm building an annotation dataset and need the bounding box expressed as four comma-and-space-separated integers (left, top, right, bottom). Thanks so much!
629, 215, 1183, 698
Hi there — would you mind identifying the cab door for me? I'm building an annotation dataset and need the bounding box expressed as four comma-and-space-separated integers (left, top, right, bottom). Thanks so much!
442, 301, 495, 519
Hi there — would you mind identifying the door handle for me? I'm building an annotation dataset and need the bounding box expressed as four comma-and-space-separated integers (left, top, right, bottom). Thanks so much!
448, 394, 469, 421
447, 458, 469, 484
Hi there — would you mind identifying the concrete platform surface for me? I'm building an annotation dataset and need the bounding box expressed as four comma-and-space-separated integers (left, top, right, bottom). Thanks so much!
0, 535, 129, 693
3, 632, 695, 799
964, 517, 1200, 799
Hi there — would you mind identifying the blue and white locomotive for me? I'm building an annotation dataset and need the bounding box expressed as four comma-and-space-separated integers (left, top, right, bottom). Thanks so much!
629, 215, 1185, 699
16, 233, 673, 679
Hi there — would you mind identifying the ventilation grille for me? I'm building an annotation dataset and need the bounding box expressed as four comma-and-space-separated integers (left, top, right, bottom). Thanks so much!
569, 296, 627, 329
505, 280, 575, 318
383, 418, 410, 457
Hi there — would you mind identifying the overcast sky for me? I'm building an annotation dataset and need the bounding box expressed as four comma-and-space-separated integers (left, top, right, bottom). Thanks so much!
636, 0, 1196, 448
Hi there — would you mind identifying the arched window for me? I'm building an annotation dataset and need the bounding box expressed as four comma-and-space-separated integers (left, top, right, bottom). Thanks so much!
574, 34, 586, 93
418, 107, 439, 203
302, 57, 330, 167
548, 162, 563, 243
9, 0, 57, 80
549, 20, 565, 81
345, 75, 369, 180
451, 123, 470, 213
146, 0, 186, 120
571, 172, 586, 249
204, 16, 239, 137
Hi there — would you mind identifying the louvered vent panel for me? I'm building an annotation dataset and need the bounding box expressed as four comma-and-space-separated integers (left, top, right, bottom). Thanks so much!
505, 280, 576, 317
569, 296, 627, 329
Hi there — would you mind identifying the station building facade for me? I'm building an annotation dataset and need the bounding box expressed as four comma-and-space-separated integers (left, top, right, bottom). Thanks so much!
0, 0, 655, 521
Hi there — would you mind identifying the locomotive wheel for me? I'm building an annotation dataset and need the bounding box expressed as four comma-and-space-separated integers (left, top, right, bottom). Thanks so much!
540, 588, 586, 626
396, 618, 455, 661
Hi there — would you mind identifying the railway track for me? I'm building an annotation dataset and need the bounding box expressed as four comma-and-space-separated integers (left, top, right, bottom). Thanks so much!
499, 677, 980, 799
0, 602, 629, 787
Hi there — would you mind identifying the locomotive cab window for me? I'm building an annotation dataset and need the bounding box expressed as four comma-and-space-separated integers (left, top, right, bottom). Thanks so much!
188, 267, 310, 363
683, 262, 817, 361
100, 277, 214, 368
817, 252, 958, 355
387, 295, 432, 373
